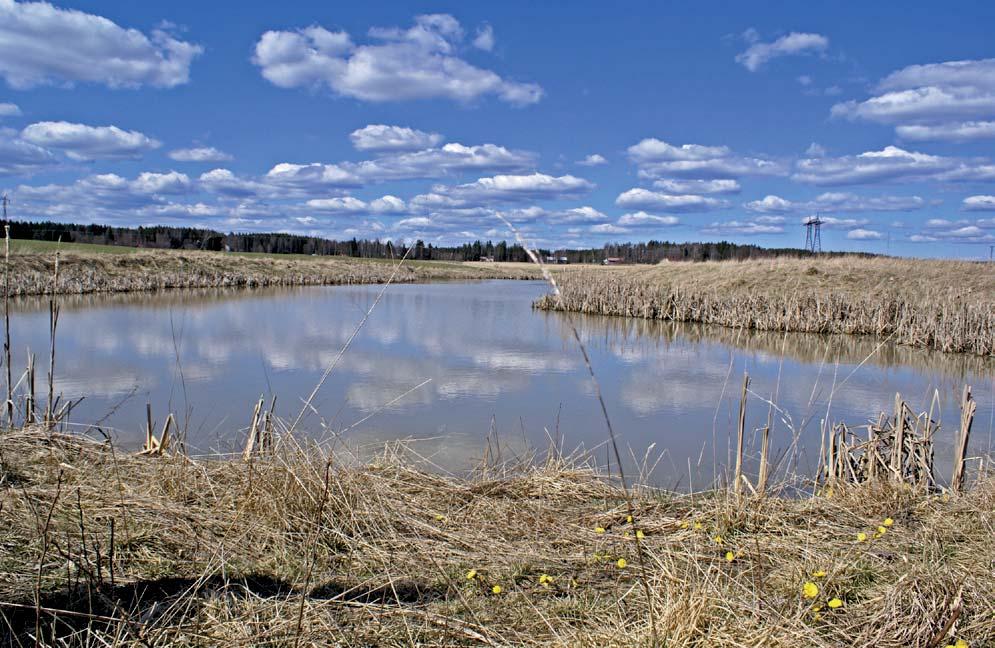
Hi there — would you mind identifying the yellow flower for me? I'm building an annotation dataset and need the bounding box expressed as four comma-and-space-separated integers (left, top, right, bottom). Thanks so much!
466, 569, 478, 580
680, 520, 690, 529
813, 612, 823, 621
883, 517, 894, 527
623, 531, 630, 538
811, 604, 822, 612
802, 581, 819, 599
616, 558, 627, 569
856, 532, 868, 542
954, 640, 969, 648
491, 585, 502, 594
636, 529, 645, 539
595, 526, 606, 534
827, 598, 843, 609
693, 522, 703, 531
725, 551, 735, 562
434, 513, 445, 521
713, 535, 724, 545
877, 525, 887, 535
626, 514, 633, 523
812, 570, 827, 578
538, 574, 553, 587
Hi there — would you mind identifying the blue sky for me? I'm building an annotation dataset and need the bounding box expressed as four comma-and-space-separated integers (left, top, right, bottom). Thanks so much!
2, 0, 995, 258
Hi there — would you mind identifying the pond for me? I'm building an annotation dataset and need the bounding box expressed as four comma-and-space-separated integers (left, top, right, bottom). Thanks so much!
9, 280, 994, 487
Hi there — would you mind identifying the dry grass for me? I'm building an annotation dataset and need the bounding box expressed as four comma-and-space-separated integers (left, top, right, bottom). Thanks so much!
535, 256, 995, 355
6, 248, 541, 296
1, 427, 993, 646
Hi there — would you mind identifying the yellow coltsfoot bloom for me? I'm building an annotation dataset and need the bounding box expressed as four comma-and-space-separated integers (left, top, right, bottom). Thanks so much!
883, 517, 894, 527
802, 581, 819, 599
466, 569, 477, 580
626, 514, 633, 523
636, 529, 645, 539
725, 551, 735, 562
856, 532, 868, 542
827, 598, 843, 609
616, 558, 627, 569
434, 513, 445, 521
595, 526, 606, 534
877, 525, 887, 535
944, 641, 969, 648
693, 522, 704, 531
680, 520, 689, 529
713, 535, 724, 545
491, 585, 502, 594
812, 570, 827, 578
538, 574, 553, 587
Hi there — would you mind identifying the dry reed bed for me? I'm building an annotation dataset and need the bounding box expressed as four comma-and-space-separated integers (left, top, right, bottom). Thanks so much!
6, 250, 540, 297
1, 428, 993, 646
536, 257, 995, 356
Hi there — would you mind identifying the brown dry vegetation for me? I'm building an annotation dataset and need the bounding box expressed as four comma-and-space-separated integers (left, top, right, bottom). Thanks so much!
6, 248, 541, 296
1, 427, 993, 646
535, 256, 995, 356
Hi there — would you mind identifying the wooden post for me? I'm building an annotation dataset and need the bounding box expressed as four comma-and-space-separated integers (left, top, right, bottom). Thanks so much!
952, 386, 976, 492
734, 373, 749, 495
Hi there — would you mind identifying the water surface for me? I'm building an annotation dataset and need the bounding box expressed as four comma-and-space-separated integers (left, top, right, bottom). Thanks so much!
10, 281, 994, 487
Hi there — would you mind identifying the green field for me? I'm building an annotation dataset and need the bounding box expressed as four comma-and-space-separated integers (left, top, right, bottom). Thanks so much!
8, 238, 141, 255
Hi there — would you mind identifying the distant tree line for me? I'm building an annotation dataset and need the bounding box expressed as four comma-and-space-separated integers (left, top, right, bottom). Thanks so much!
2, 219, 863, 263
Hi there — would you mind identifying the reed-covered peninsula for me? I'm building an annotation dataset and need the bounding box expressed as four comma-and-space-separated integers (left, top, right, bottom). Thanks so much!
4, 242, 540, 297
535, 256, 995, 356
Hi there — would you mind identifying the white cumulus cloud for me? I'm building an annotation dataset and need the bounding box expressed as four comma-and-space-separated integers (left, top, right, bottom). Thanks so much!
350, 124, 444, 152
252, 15, 541, 105
615, 188, 727, 212
0, 0, 201, 89
832, 59, 995, 142
577, 153, 607, 166
627, 138, 786, 179
846, 228, 884, 240
168, 147, 233, 162
736, 32, 829, 72
21, 121, 160, 160
963, 195, 995, 211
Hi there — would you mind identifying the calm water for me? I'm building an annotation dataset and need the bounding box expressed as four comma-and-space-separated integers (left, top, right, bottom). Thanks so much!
10, 281, 994, 487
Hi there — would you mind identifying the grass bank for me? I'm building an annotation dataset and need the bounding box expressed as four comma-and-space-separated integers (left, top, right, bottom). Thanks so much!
534, 256, 995, 356
1, 427, 992, 646
4, 242, 541, 296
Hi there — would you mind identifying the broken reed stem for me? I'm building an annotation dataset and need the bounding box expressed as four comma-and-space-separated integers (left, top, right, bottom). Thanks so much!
243, 395, 265, 460
496, 213, 659, 646
952, 386, 976, 492
734, 373, 748, 495
45, 246, 60, 428
757, 424, 770, 495
25, 352, 35, 424
892, 392, 905, 482
4, 225, 10, 428
145, 403, 153, 453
